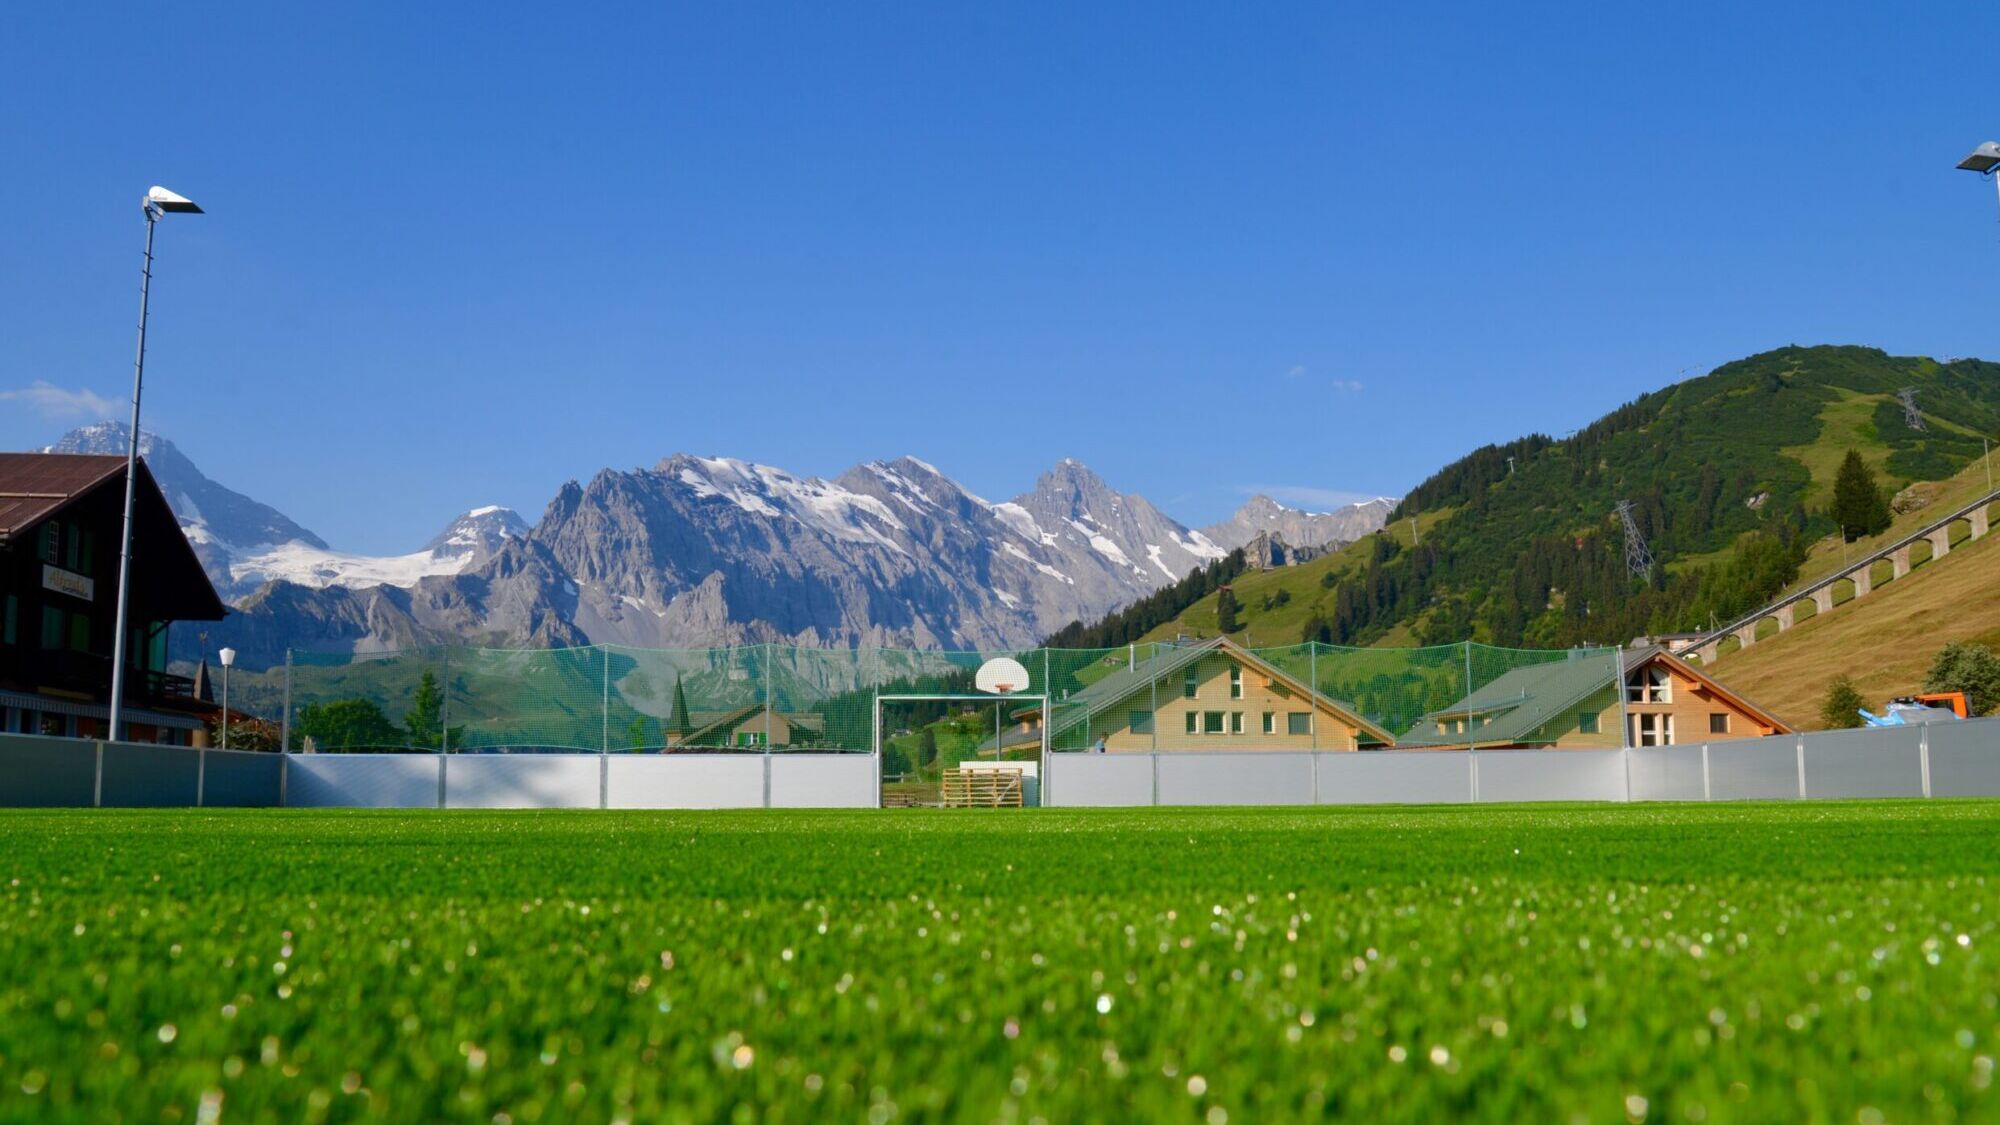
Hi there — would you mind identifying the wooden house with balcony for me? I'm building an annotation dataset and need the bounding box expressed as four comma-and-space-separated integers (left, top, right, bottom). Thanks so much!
0, 453, 225, 744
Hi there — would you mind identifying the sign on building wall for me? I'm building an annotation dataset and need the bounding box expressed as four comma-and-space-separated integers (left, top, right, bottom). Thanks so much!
41, 564, 94, 602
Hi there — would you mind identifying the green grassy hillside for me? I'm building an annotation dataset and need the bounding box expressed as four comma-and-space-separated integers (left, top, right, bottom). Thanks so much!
1710, 508, 2000, 728
1141, 346, 2000, 651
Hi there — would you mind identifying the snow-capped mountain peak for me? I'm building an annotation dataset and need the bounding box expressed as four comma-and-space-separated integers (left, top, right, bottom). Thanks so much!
423, 506, 529, 561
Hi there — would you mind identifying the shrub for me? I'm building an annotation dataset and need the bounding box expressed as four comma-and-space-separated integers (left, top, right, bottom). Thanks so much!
1819, 676, 1867, 730
1923, 642, 2000, 717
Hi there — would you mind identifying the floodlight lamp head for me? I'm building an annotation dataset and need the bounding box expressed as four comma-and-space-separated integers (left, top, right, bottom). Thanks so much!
1957, 142, 2000, 175
144, 185, 204, 216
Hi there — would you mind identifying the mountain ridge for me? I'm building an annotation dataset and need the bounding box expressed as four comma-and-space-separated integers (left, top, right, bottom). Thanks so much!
1120, 345, 2000, 651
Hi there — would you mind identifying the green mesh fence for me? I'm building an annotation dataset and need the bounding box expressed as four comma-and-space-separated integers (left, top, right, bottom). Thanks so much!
256, 641, 1624, 753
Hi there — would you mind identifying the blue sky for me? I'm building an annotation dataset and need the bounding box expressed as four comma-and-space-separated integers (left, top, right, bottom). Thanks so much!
4, 3, 2000, 553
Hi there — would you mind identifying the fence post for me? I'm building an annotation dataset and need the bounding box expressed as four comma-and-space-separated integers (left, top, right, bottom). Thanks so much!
1920, 723, 1933, 799
437, 754, 447, 810
1620, 746, 1631, 803
1614, 647, 1631, 750
281, 649, 293, 752
196, 746, 206, 807
279, 751, 289, 808
763, 643, 774, 749
1468, 749, 1479, 803
1700, 743, 1712, 801
439, 645, 452, 756
1795, 734, 1807, 800
92, 740, 104, 808
1464, 642, 1474, 750
601, 645, 610, 754
1309, 643, 1318, 752
1150, 751, 1160, 806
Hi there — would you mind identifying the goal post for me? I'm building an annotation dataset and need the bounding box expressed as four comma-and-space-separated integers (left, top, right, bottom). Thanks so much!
873, 692, 1051, 807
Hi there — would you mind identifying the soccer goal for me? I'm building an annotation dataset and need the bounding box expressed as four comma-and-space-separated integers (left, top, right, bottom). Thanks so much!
873, 692, 1050, 808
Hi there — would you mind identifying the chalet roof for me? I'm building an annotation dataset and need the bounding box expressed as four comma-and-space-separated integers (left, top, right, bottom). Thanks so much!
0, 452, 225, 621
1043, 636, 1398, 746
1395, 645, 1790, 747
0, 454, 127, 541
1395, 650, 1620, 748
679, 706, 825, 743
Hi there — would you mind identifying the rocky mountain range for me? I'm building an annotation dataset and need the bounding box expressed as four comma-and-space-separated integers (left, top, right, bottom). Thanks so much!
45, 425, 1393, 669
1200, 494, 1398, 554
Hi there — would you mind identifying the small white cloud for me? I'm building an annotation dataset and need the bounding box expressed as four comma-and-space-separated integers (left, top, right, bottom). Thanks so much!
1286, 365, 1308, 379
0, 381, 118, 420
1330, 379, 1364, 394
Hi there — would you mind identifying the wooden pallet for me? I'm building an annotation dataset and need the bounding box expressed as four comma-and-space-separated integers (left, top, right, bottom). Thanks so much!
941, 768, 1024, 808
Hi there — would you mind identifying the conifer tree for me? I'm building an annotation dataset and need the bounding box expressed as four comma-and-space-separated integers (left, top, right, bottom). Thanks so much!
668, 674, 694, 744
1830, 451, 1891, 541
1216, 586, 1241, 633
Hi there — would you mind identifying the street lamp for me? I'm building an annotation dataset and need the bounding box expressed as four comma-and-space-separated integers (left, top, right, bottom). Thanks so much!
108, 187, 203, 744
217, 647, 235, 750
1958, 142, 2000, 218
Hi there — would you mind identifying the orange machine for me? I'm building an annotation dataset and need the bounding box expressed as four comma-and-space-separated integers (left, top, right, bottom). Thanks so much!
1912, 692, 1971, 719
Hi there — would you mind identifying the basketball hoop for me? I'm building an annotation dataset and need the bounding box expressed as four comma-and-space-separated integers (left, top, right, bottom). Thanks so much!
975, 657, 1031, 696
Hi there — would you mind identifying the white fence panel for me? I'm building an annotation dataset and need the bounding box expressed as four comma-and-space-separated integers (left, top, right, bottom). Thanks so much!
1476, 749, 1628, 803
769, 754, 876, 808
1707, 739, 1800, 801
1156, 753, 1314, 806
1045, 754, 1154, 807
0, 734, 98, 807
1801, 727, 1923, 799
607, 755, 764, 809
100, 744, 200, 807
1628, 746, 1706, 802
1925, 718, 2000, 797
1315, 751, 1472, 805
445, 754, 601, 809
286, 754, 441, 808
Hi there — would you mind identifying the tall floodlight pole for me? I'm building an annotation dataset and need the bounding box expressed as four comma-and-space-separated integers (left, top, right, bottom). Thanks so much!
108, 187, 204, 743
1957, 141, 2000, 218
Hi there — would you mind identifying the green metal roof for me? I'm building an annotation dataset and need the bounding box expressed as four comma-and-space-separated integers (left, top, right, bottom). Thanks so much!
1395, 649, 1625, 748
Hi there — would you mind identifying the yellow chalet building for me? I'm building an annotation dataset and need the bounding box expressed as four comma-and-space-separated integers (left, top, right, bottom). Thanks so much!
1018, 636, 1396, 752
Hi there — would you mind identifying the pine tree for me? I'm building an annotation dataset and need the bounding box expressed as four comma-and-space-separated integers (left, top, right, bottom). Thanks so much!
668, 674, 694, 744
405, 669, 445, 749
1819, 675, 1867, 730
1216, 586, 1241, 633
918, 726, 938, 767
1830, 451, 1891, 541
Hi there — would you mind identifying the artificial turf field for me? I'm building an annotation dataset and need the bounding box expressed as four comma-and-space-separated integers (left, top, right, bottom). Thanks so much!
2, 804, 1998, 1123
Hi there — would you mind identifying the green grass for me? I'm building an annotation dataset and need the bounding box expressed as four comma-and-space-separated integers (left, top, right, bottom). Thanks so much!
1139, 507, 1456, 647
4, 805, 2000, 1122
